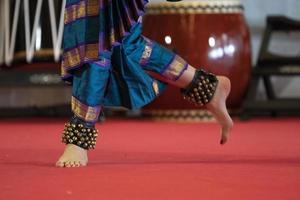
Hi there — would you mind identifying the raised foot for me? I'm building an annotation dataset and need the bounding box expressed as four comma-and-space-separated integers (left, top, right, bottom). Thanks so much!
56, 144, 88, 168
206, 76, 233, 145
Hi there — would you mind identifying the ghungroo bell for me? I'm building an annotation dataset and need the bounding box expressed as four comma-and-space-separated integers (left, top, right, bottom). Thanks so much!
62, 122, 99, 150
181, 69, 218, 106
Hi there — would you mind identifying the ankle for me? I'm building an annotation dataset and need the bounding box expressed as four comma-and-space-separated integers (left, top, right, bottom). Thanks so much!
181, 69, 219, 107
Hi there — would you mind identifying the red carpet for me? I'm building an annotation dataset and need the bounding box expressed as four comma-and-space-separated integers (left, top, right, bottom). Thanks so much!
1, 118, 300, 200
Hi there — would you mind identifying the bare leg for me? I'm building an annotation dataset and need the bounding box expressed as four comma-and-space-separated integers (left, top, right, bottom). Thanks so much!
156, 65, 233, 145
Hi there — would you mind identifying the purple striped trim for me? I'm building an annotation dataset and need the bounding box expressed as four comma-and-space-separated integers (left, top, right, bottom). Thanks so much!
62, 0, 150, 81
62, 60, 97, 81
65, 0, 81, 8
64, 41, 98, 52
62, 43, 99, 79
71, 96, 101, 123
98, 0, 148, 53
175, 63, 188, 81
62, 57, 111, 81
161, 55, 189, 81
64, 0, 99, 25
64, 15, 98, 26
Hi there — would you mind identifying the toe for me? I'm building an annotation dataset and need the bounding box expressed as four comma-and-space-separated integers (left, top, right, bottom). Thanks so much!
220, 124, 232, 145
220, 136, 228, 145
56, 161, 65, 168
73, 162, 79, 167
220, 132, 227, 145
71, 161, 79, 167
69, 162, 75, 167
75, 161, 82, 167
65, 161, 72, 168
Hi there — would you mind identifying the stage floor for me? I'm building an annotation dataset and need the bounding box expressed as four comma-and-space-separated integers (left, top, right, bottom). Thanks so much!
1, 118, 300, 200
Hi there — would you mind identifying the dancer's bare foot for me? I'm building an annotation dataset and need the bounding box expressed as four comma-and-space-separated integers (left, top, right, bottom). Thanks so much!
206, 76, 233, 145
56, 144, 88, 167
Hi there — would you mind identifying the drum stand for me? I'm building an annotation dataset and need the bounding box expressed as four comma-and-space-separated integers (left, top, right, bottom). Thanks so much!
241, 16, 300, 119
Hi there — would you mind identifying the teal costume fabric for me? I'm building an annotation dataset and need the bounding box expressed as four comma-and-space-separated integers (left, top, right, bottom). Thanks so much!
62, 0, 150, 81
72, 23, 177, 109
62, 0, 189, 122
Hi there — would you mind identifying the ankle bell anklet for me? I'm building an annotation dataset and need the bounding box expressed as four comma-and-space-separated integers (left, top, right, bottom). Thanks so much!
181, 69, 218, 106
62, 122, 99, 150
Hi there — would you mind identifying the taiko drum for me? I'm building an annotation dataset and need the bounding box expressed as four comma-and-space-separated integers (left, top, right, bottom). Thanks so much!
142, 0, 252, 109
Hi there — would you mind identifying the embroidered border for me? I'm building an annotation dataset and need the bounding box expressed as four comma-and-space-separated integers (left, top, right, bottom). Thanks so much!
64, 0, 99, 25
162, 55, 188, 81
139, 37, 154, 66
71, 96, 101, 123
61, 43, 99, 78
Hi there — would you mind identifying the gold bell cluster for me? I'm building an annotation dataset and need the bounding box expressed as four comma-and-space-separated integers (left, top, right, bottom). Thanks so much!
181, 69, 218, 106
62, 123, 99, 150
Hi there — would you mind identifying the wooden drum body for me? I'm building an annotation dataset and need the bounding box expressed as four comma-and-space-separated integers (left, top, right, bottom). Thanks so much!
143, 0, 252, 110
